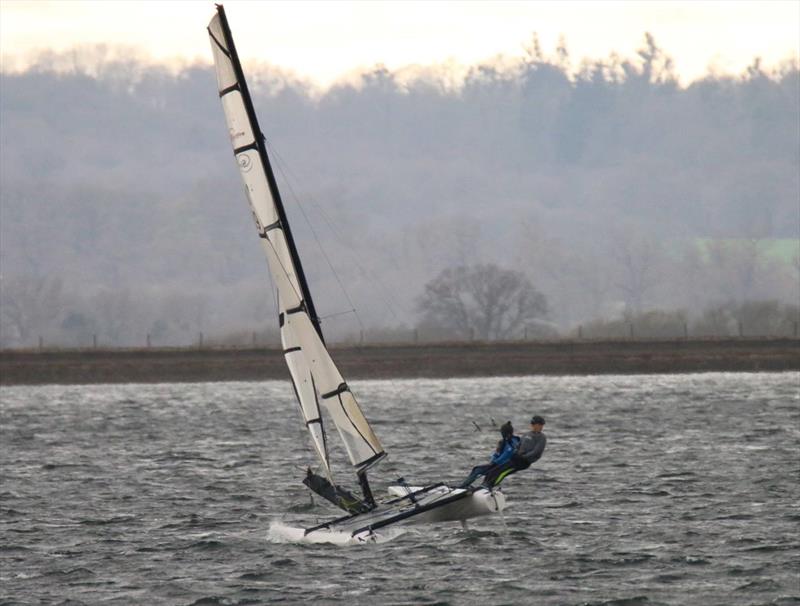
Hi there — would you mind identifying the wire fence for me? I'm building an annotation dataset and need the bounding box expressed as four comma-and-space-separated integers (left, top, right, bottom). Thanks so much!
8, 319, 799, 352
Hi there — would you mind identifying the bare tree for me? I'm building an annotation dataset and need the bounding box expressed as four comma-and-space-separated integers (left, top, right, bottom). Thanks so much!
704, 239, 776, 303
93, 288, 136, 345
608, 227, 665, 314
417, 264, 547, 340
513, 215, 611, 327
0, 275, 65, 347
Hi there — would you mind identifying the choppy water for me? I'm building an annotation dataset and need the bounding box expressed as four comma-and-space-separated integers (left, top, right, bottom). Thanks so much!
1, 372, 798, 605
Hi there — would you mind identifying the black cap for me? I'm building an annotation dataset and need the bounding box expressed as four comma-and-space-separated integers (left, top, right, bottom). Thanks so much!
530, 415, 545, 425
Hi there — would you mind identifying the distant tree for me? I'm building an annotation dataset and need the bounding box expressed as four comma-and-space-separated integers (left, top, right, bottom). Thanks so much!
0, 275, 65, 347
579, 309, 688, 339
701, 239, 795, 304
93, 289, 136, 345
607, 225, 669, 314
513, 215, 612, 327
417, 264, 547, 340
692, 300, 798, 337
691, 305, 738, 337
60, 311, 95, 346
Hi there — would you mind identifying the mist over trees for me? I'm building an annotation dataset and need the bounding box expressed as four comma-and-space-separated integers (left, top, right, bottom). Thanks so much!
1, 36, 798, 347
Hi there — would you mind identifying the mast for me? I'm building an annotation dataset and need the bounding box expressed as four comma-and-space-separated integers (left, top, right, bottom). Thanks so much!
209, 5, 385, 508
213, 4, 323, 341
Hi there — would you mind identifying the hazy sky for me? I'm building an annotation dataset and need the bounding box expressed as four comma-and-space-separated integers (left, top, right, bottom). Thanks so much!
1, 1, 798, 86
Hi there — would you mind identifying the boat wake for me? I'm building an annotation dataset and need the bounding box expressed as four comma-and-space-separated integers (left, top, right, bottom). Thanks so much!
268, 520, 408, 545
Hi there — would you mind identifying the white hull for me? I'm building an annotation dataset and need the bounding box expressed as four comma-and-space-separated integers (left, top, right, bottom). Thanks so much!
303, 484, 507, 540
386, 485, 506, 523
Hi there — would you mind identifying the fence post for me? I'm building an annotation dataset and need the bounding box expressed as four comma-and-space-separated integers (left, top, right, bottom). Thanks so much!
629, 323, 634, 339
38, 336, 43, 350
524, 326, 528, 340
93, 334, 97, 349
198, 332, 204, 349
413, 328, 418, 344
359, 330, 364, 346
578, 325, 583, 340
683, 322, 688, 339
146, 333, 151, 348
794, 321, 798, 338
252, 331, 257, 347
469, 327, 475, 342
738, 321, 743, 337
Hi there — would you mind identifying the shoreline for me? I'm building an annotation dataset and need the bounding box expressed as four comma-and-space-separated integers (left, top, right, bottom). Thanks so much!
1, 338, 797, 386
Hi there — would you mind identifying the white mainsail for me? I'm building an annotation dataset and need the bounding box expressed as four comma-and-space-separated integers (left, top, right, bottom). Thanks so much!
208, 9, 384, 477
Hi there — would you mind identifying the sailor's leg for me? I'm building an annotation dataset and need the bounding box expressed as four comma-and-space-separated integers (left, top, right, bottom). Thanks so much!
482, 461, 512, 488
459, 464, 490, 488
485, 461, 530, 488
492, 466, 518, 486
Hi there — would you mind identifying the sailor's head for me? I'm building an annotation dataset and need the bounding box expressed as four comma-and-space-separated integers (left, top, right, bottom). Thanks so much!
500, 421, 514, 439
530, 415, 545, 431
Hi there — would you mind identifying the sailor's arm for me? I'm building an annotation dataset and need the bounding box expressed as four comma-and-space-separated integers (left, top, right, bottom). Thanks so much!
518, 434, 547, 463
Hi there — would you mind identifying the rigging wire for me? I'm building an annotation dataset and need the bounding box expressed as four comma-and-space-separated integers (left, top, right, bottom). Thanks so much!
319, 309, 359, 322
260, 135, 407, 432
266, 255, 280, 341
263, 137, 364, 333
263, 137, 402, 328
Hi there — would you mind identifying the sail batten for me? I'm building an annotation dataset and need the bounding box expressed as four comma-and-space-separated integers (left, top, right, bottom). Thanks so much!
208, 5, 385, 478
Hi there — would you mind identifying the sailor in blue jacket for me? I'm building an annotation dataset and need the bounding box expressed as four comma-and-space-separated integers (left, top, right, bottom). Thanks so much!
458, 421, 520, 488
482, 415, 546, 489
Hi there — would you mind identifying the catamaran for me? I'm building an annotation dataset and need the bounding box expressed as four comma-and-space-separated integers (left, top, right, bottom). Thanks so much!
207, 4, 506, 541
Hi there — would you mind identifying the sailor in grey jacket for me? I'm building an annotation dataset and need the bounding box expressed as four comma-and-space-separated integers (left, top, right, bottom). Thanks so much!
482, 415, 547, 488
516, 423, 547, 465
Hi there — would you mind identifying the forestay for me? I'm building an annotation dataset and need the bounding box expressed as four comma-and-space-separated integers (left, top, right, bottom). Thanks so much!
207, 8, 385, 475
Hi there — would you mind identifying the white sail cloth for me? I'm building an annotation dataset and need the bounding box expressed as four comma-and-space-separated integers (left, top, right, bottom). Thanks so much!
208, 13, 384, 474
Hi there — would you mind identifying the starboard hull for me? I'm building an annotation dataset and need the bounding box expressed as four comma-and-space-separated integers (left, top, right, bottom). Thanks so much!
385, 484, 506, 523
303, 484, 507, 539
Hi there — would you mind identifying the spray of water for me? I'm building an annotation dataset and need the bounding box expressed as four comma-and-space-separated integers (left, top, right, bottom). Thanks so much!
267, 520, 407, 545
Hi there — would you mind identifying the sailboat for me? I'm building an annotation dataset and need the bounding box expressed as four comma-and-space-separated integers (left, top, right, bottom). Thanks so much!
207, 4, 506, 541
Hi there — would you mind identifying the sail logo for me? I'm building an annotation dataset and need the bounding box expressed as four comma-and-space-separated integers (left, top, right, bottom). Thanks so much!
228, 126, 247, 143
238, 153, 253, 172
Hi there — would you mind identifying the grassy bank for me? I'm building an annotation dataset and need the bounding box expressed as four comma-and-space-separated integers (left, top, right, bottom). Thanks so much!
0, 338, 797, 386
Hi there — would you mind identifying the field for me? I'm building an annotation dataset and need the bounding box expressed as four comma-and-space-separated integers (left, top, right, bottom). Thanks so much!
1, 338, 797, 385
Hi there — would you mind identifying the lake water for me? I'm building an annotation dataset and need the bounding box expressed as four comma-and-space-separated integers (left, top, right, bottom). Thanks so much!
1, 372, 798, 605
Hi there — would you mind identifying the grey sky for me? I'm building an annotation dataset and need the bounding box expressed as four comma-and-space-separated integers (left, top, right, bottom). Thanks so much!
1, 1, 798, 87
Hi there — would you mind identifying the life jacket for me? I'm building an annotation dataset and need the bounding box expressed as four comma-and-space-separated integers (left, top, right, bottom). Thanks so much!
491, 435, 520, 465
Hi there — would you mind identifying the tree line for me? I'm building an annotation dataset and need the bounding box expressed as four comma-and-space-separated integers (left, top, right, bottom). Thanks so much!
0, 36, 797, 347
